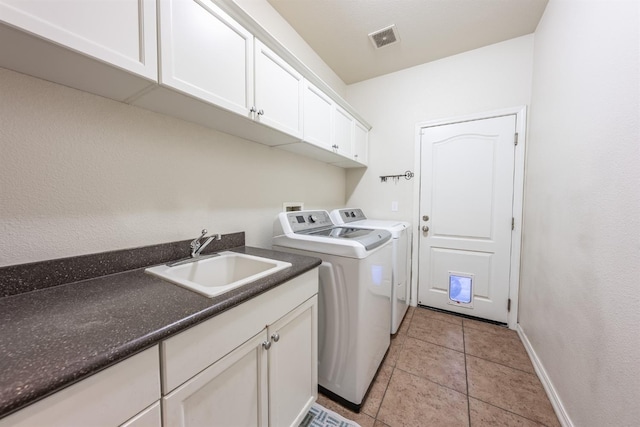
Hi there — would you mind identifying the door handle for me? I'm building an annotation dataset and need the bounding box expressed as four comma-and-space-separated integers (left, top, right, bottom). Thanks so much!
422, 226, 429, 232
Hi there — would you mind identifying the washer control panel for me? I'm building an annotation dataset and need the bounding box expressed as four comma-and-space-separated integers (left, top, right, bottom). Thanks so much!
337, 208, 366, 223
286, 210, 333, 233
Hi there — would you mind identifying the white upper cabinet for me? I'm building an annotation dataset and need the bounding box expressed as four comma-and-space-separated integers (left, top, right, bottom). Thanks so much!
302, 81, 334, 150
0, 0, 369, 166
327, 108, 369, 168
333, 105, 354, 158
134, 0, 303, 145
0, 0, 157, 100
157, 0, 253, 117
353, 120, 369, 166
254, 40, 303, 138
283, 79, 370, 167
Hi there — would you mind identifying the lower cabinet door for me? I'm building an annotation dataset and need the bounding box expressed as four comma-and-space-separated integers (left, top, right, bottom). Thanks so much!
163, 331, 269, 427
268, 296, 318, 427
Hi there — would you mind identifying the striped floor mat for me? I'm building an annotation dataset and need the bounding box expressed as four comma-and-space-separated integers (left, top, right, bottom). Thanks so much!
299, 403, 362, 427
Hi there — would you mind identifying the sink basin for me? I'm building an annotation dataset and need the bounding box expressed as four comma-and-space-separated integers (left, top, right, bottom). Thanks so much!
145, 251, 292, 298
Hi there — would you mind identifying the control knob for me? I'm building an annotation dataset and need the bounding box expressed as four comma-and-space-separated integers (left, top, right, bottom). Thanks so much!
308, 214, 318, 223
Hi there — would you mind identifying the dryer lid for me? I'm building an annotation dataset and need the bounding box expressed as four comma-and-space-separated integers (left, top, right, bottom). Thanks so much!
304, 226, 391, 251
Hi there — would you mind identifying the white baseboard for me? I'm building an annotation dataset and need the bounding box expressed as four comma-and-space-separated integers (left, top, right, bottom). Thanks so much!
517, 324, 573, 427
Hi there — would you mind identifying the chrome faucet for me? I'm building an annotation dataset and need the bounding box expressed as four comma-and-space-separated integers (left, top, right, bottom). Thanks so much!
167, 229, 222, 267
190, 229, 221, 258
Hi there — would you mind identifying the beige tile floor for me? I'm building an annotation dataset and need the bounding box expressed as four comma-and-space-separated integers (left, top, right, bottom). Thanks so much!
316, 306, 560, 427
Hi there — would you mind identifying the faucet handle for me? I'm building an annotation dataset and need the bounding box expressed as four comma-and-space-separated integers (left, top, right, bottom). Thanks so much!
190, 229, 208, 251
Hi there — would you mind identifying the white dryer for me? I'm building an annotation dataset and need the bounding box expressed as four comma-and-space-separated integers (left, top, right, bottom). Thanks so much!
273, 210, 392, 412
331, 208, 412, 334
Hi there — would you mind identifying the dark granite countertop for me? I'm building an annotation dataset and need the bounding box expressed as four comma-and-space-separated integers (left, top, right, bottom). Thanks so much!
0, 245, 321, 419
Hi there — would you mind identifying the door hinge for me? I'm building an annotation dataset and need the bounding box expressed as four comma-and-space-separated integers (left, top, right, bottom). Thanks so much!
511, 217, 515, 230
507, 298, 512, 312
514, 133, 519, 146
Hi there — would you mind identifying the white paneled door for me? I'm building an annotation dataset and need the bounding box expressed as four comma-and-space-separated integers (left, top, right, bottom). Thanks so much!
417, 115, 517, 323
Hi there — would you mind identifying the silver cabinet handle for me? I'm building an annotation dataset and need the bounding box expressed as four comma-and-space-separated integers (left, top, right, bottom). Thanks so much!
271, 332, 280, 342
257, 109, 264, 116
262, 340, 271, 350
250, 106, 257, 113
422, 226, 429, 232
422, 215, 429, 221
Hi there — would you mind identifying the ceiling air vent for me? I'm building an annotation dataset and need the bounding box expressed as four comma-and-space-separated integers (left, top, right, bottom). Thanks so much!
368, 24, 400, 49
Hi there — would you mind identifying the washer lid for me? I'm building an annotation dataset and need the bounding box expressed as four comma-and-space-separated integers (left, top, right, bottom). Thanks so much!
304, 226, 391, 251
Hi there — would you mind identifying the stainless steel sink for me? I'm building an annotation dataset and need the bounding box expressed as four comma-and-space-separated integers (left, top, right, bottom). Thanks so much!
145, 251, 292, 298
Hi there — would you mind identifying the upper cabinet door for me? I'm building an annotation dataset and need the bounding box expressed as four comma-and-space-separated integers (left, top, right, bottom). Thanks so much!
353, 120, 369, 166
0, 0, 157, 80
303, 81, 334, 150
333, 105, 354, 158
254, 40, 303, 138
158, 0, 254, 117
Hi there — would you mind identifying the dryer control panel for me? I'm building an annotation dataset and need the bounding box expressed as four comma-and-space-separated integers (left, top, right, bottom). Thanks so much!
336, 208, 366, 223
285, 210, 333, 233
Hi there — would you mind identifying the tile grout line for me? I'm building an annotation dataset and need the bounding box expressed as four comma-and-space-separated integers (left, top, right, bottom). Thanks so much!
373, 362, 395, 422
393, 365, 467, 397
463, 322, 472, 427
465, 352, 538, 376
470, 396, 554, 427
405, 330, 465, 354
375, 311, 413, 420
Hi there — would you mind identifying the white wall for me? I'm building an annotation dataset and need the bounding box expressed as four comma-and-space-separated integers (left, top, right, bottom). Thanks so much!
519, 1, 640, 426
345, 35, 534, 222
0, 68, 345, 266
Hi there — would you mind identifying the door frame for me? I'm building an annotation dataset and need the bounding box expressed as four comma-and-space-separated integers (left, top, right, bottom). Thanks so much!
411, 106, 527, 329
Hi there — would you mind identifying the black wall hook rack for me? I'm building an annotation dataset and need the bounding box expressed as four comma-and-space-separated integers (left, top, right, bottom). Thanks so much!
380, 170, 414, 183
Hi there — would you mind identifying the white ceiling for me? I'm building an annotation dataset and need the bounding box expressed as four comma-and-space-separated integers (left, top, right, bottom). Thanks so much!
267, 0, 548, 84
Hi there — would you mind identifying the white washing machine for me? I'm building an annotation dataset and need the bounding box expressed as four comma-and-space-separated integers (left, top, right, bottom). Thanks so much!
273, 210, 392, 412
330, 208, 412, 334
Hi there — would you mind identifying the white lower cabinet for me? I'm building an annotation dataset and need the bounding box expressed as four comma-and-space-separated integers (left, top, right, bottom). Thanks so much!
122, 403, 162, 427
0, 270, 317, 427
163, 331, 269, 427
267, 297, 318, 427
163, 296, 317, 427
0, 346, 161, 427
161, 269, 318, 427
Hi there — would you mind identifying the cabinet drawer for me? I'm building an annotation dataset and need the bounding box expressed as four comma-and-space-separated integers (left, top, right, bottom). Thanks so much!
161, 269, 318, 393
0, 346, 160, 427
121, 402, 161, 427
